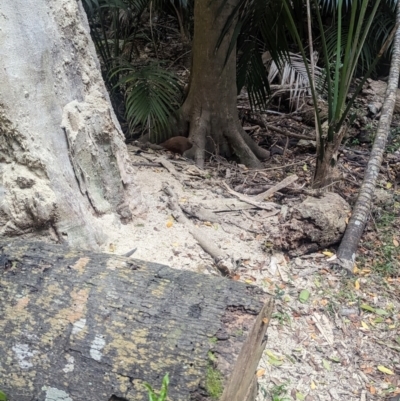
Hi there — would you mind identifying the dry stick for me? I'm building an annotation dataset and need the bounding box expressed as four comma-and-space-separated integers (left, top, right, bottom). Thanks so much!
256, 157, 314, 172
163, 185, 233, 276
182, 204, 265, 235
155, 157, 180, 178
264, 125, 316, 140
131, 162, 162, 167
233, 184, 274, 196
243, 125, 261, 131
222, 182, 279, 211
254, 175, 299, 201
181, 204, 222, 225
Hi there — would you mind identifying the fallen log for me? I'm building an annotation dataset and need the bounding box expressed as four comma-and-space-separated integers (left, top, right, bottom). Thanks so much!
0, 240, 273, 401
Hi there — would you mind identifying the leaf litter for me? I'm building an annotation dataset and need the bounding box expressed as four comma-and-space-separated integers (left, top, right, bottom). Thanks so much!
101, 140, 400, 401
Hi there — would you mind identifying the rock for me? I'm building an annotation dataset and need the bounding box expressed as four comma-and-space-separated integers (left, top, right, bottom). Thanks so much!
265, 193, 351, 256
373, 188, 393, 207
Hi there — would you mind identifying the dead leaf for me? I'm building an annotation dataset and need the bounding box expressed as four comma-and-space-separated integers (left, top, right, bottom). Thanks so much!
355, 279, 360, 290
166, 220, 173, 228
361, 321, 370, 331
393, 238, 399, 247
361, 365, 374, 374
266, 350, 283, 366
322, 359, 331, 371
377, 365, 394, 375
256, 369, 265, 377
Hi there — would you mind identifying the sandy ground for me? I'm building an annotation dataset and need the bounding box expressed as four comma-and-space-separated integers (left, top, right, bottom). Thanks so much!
99, 145, 400, 401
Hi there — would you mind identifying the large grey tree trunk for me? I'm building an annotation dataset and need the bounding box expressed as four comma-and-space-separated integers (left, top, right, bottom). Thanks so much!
0, 0, 142, 249
337, 2, 400, 272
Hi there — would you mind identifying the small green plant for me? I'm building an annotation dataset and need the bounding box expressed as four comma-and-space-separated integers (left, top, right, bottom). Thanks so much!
270, 382, 291, 401
0, 390, 7, 401
349, 138, 360, 146
234, 329, 244, 337
272, 311, 291, 326
209, 336, 218, 344
143, 373, 170, 401
206, 364, 223, 400
274, 285, 285, 300
206, 352, 223, 400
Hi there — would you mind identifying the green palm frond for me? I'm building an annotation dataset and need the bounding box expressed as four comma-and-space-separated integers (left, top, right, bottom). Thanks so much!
319, 0, 397, 11
82, 0, 100, 16
219, 0, 304, 111
237, 38, 270, 109
234, 0, 292, 110
110, 63, 182, 141
324, 3, 396, 75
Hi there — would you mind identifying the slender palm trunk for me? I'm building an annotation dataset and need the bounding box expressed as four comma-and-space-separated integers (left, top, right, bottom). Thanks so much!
336, 1, 400, 272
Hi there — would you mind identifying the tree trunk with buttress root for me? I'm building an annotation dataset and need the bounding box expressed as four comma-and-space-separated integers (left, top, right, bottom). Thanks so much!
180, 0, 270, 168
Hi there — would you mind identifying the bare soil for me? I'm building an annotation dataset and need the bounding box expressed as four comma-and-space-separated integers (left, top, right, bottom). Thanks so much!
100, 136, 400, 400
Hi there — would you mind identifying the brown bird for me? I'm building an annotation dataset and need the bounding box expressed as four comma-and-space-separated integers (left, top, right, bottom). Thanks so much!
160, 136, 193, 156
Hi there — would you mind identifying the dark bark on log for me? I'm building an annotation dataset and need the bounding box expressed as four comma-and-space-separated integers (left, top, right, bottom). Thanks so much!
0, 240, 273, 401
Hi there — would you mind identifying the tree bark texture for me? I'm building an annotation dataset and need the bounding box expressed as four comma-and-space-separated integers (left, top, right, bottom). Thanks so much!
0, 240, 273, 401
337, 2, 400, 270
180, 0, 270, 168
312, 127, 347, 189
0, 0, 142, 249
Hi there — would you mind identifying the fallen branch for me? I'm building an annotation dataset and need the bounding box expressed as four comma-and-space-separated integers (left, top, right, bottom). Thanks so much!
131, 162, 162, 167
163, 184, 233, 276
265, 125, 316, 140
156, 157, 181, 179
254, 175, 298, 201
222, 182, 279, 211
